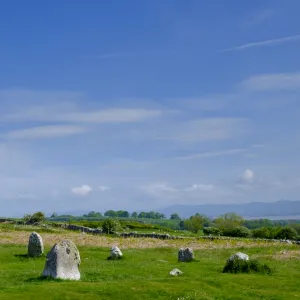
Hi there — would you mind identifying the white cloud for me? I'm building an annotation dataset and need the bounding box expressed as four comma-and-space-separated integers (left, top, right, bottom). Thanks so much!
157, 118, 248, 142
140, 184, 177, 194
176, 148, 247, 160
220, 34, 300, 52
5, 125, 86, 140
240, 72, 300, 92
5, 107, 162, 124
140, 183, 214, 195
183, 184, 214, 192
98, 185, 110, 191
239, 169, 255, 184
71, 185, 92, 196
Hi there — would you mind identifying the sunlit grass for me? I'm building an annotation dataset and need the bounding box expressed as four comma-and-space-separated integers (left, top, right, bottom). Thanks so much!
0, 229, 300, 299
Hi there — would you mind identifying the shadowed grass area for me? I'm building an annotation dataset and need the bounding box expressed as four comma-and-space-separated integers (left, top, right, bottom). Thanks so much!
0, 243, 300, 299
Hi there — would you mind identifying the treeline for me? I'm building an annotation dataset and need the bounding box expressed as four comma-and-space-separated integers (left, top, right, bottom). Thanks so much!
104, 210, 166, 219
181, 212, 300, 240
51, 210, 167, 220
22, 210, 300, 240
47, 210, 300, 240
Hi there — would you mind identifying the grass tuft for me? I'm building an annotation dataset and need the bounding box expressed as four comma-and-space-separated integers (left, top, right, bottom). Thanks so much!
223, 258, 272, 274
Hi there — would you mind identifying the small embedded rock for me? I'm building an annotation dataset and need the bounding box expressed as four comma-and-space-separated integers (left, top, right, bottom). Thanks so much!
170, 268, 183, 276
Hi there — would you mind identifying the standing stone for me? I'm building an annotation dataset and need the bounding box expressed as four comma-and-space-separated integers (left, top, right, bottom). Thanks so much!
109, 246, 123, 259
28, 232, 44, 257
178, 248, 194, 262
42, 240, 81, 280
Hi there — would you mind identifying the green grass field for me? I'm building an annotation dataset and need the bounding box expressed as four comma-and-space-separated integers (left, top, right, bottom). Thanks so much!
1, 238, 300, 300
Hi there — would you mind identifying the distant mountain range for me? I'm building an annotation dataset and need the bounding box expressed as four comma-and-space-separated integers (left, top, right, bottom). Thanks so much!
160, 200, 300, 219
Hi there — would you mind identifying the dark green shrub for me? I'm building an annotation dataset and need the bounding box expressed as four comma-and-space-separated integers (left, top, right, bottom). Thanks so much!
223, 259, 272, 274
224, 226, 251, 238
275, 227, 298, 240
203, 227, 222, 236
23, 212, 45, 225
252, 227, 271, 239
102, 219, 122, 234
290, 224, 300, 235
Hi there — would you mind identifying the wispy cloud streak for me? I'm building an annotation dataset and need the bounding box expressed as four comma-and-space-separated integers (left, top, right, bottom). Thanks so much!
220, 34, 300, 52
176, 148, 247, 160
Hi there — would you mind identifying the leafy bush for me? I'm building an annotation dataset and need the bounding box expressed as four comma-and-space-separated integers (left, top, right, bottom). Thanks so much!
244, 219, 273, 229
223, 226, 251, 238
214, 212, 244, 230
275, 227, 298, 240
252, 227, 271, 239
23, 212, 45, 225
290, 224, 300, 235
184, 215, 207, 234
102, 219, 122, 234
223, 259, 272, 274
203, 227, 222, 236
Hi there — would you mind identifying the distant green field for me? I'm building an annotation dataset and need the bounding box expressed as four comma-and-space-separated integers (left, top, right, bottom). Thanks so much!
0, 243, 299, 299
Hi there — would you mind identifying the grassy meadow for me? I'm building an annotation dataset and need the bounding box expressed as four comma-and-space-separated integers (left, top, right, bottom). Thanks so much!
0, 227, 300, 299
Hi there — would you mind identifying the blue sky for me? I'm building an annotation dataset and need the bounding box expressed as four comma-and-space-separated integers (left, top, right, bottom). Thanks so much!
1, 0, 300, 216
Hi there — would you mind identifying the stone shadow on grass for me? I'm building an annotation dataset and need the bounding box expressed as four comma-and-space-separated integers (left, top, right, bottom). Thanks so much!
25, 276, 64, 283
14, 254, 29, 259
14, 254, 45, 260
107, 256, 124, 261
178, 258, 200, 263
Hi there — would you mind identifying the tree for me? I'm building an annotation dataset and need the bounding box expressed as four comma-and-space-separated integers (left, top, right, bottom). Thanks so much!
179, 220, 185, 230
244, 218, 273, 230
131, 212, 138, 218
170, 213, 181, 220
83, 211, 102, 218
203, 227, 222, 236
23, 211, 45, 224
194, 213, 211, 227
214, 213, 244, 230
184, 215, 206, 234
23, 214, 32, 223
155, 212, 165, 219
148, 211, 156, 219
117, 210, 130, 218
275, 227, 298, 240
252, 227, 271, 239
224, 226, 251, 238
102, 219, 121, 234
104, 210, 118, 218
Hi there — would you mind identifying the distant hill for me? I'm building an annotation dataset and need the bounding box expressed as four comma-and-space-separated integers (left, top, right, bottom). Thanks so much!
160, 200, 300, 219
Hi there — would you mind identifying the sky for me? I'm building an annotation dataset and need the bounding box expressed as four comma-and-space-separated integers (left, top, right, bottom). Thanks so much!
1, 0, 300, 216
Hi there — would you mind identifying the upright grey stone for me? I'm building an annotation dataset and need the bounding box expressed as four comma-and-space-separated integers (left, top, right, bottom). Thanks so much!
42, 240, 81, 280
178, 248, 194, 262
28, 232, 44, 257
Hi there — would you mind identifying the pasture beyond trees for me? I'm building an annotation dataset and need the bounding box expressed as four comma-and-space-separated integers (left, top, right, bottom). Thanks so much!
0, 226, 300, 299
